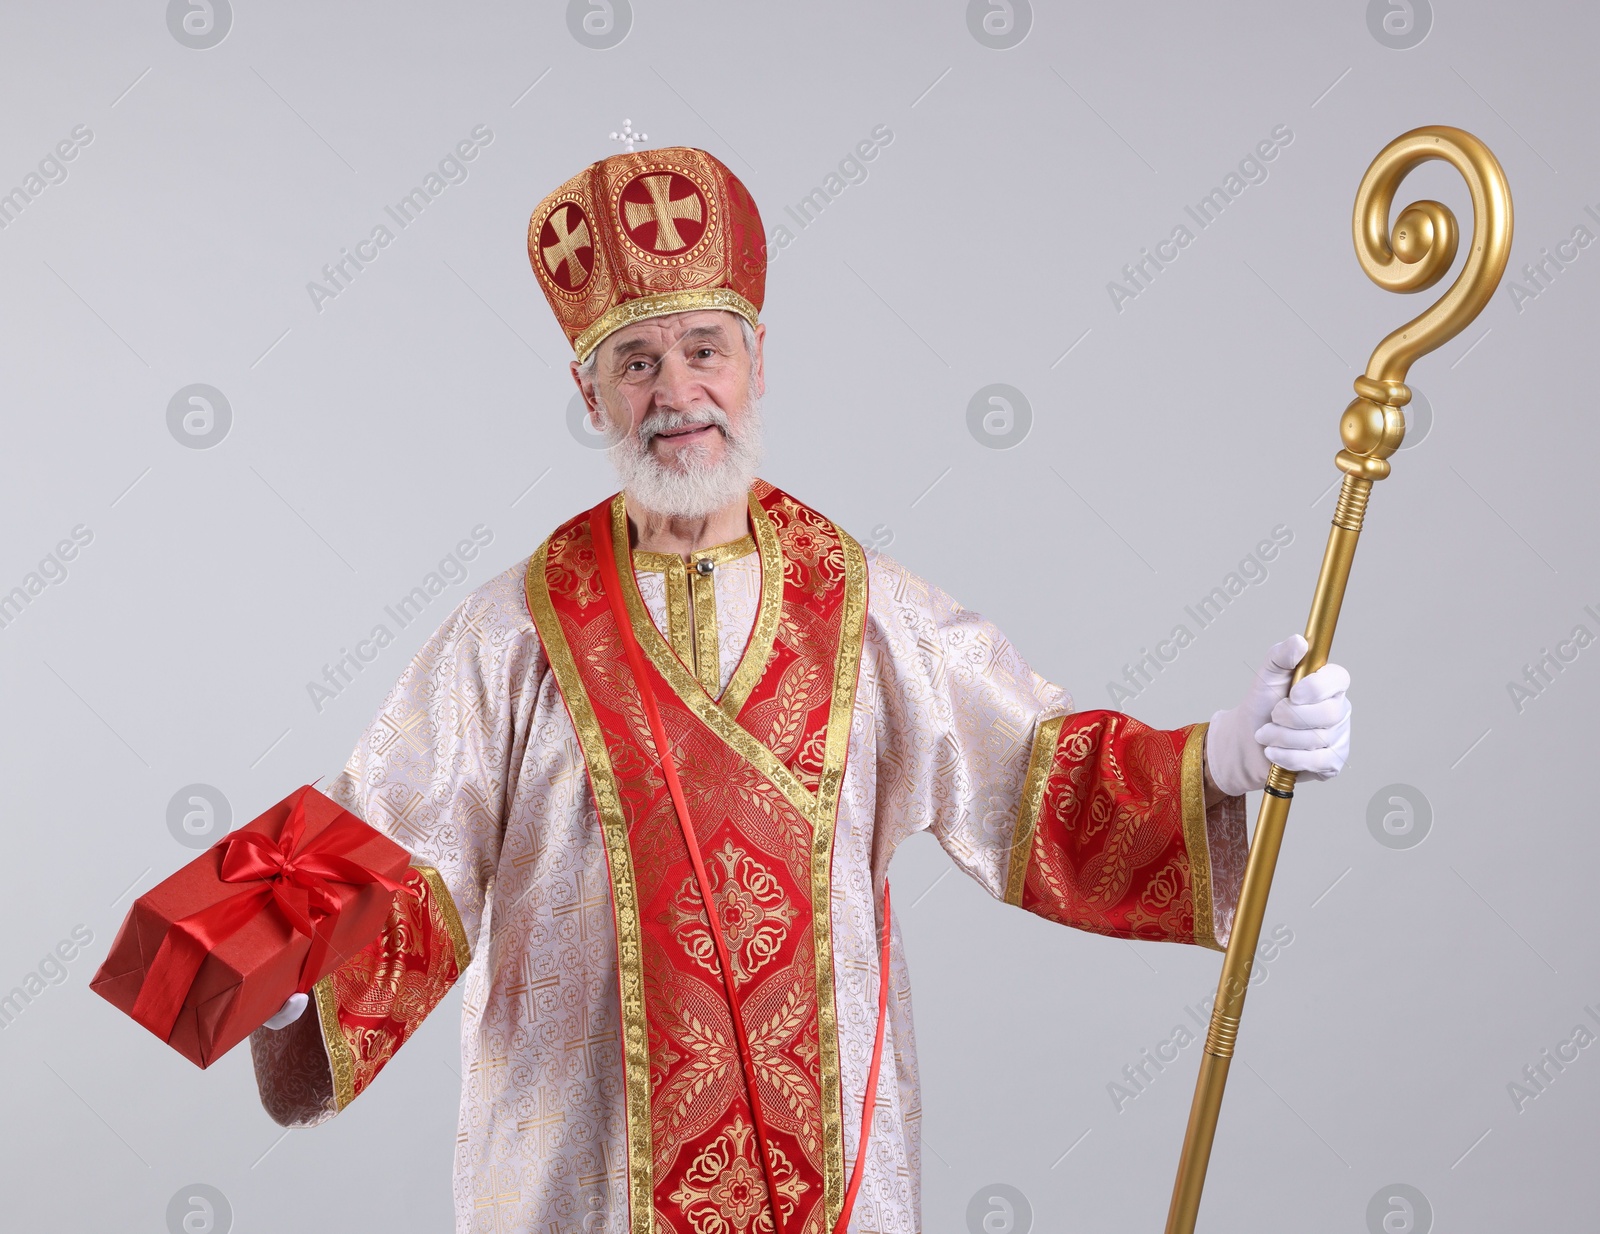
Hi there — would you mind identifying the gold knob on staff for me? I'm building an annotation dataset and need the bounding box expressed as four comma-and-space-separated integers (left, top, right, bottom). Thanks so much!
1163, 126, 1512, 1234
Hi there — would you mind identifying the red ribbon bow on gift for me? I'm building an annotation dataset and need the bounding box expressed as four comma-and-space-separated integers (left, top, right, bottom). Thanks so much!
130, 786, 412, 1043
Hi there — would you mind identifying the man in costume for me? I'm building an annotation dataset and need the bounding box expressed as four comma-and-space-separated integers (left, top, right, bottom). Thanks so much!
250, 146, 1352, 1234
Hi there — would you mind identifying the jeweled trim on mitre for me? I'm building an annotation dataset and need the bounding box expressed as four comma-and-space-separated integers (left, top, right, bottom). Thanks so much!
574, 287, 759, 361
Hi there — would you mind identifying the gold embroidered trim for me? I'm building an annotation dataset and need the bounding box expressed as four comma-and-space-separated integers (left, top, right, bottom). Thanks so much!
312, 973, 354, 1113
634, 536, 756, 693
689, 563, 721, 696
814, 529, 867, 828
693, 535, 757, 568
633, 535, 755, 575
631, 550, 677, 573
607, 495, 816, 818
661, 559, 695, 668
415, 865, 472, 974
574, 288, 760, 361
811, 525, 868, 1228
525, 536, 655, 1234
1180, 722, 1221, 952
1006, 714, 1066, 907
720, 498, 782, 716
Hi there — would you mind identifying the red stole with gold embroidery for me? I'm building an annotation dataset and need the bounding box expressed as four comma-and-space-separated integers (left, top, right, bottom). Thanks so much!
526, 481, 867, 1234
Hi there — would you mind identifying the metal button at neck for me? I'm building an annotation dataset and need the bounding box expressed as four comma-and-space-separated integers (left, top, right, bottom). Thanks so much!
694, 558, 715, 576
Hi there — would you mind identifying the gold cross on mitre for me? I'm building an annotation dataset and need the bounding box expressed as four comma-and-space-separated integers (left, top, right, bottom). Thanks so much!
609, 118, 648, 152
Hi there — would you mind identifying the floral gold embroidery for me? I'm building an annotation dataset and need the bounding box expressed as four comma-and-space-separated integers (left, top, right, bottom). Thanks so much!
667, 1117, 807, 1234
546, 524, 607, 609
663, 840, 798, 983
1019, 712, 1205, 946
767, 496, 845, 600
324, 866, 466, 1109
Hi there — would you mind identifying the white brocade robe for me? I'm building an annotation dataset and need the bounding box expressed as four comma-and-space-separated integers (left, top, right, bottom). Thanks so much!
251, 535, 1245, 1234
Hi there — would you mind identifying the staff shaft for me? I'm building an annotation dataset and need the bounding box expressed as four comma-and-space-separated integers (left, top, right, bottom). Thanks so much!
1164, 479, 1367, 1234
1159, 123, 1509, 1232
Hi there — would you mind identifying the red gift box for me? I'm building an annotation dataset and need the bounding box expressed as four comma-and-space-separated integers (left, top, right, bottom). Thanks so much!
92, 785, 412, 1068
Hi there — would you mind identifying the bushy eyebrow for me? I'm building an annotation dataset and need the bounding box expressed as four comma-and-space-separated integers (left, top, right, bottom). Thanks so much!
606, 323, 735, 364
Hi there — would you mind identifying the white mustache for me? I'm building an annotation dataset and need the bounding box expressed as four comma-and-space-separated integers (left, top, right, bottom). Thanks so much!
637, 406, 731, 447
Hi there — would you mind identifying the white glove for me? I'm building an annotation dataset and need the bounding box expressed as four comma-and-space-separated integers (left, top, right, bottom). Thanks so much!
262, 992, 309, 1030
1207, 634, 1352, 796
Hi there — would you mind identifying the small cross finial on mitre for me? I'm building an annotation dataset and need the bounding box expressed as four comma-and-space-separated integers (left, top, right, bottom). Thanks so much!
609, 118, 648, 153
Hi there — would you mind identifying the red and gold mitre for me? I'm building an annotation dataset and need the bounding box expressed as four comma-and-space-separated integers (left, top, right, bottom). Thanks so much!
527, 146, 766, 362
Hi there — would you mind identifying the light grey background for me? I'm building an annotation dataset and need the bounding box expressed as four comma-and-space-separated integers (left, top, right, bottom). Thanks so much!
2, 2, 1593, 1231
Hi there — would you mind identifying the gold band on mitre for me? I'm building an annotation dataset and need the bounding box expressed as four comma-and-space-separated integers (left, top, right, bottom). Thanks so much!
574, 288, 761, 363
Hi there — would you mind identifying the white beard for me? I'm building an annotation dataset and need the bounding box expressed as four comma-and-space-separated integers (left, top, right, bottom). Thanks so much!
603, 394, 764, 519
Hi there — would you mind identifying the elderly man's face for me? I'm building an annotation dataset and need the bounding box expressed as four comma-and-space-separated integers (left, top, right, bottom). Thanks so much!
573, 310, 765, 471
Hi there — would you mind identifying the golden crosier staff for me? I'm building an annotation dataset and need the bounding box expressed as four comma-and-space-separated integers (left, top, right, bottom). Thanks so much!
1164, 126, 1513, 1234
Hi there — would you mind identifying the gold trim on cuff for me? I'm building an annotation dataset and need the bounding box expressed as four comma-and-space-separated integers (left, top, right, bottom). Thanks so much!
1006, 714, 1066, 907
1180, 722, 1221, 952
574, 288, 760, 362
415, 865, 473, 974
312, 975, 355, 1113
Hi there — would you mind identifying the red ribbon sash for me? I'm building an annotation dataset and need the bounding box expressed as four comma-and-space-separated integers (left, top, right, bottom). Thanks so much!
130, 786, 411, 1042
